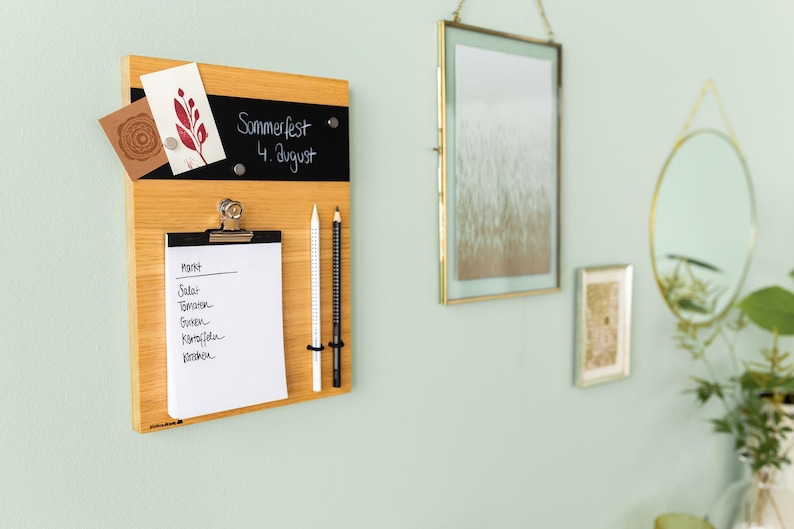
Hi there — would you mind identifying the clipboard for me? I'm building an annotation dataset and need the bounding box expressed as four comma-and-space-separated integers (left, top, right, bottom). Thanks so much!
164, 200, 287, 419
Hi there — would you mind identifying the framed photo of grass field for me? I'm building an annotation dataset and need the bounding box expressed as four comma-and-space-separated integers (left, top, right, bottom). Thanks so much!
437, 20, 562, 304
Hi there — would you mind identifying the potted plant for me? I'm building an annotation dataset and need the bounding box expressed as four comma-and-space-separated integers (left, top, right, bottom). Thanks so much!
675, 281, 794, 528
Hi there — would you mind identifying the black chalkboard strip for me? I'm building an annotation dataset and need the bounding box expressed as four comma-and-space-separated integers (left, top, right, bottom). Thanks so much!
131, 88, 349, 182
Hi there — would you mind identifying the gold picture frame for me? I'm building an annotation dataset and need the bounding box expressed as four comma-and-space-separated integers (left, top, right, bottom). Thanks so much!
575, 265, 633, 388
437, 20, 562, 304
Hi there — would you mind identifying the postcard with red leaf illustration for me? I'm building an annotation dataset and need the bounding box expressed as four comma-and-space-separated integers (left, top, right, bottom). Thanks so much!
140, 63, 226, 175
99, 97, 168, 180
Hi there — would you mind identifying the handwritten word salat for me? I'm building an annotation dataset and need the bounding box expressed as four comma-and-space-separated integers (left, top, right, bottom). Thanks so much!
178, 284, 200, 297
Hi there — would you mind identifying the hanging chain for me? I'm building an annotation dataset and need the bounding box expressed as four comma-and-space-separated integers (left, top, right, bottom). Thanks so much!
452, 0, 466, 23
451, 0, 555, 41
678, 79, 739, 148
534, 0, 554, 41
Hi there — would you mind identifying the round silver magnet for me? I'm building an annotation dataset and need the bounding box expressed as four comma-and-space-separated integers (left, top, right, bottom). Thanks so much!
327, 117, 339, 129
233, 163, 247, 176
163, 137, 178, 150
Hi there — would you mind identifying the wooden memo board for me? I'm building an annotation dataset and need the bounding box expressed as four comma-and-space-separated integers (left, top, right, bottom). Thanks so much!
122, 56, 351, 433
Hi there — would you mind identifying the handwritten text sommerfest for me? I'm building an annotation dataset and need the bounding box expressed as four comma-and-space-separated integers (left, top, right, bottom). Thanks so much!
237, 112, 317, 174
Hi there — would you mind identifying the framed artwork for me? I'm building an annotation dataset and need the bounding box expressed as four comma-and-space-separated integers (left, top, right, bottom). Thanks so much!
575, 265, 633, 388
437, 20, 562, 304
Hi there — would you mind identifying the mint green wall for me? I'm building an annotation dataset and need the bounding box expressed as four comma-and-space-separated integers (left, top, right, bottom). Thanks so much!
3, 1, 794, 527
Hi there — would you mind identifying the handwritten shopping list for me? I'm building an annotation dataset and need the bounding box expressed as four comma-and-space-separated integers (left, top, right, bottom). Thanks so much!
141, 63, 226, 175
164, 235, 287, 419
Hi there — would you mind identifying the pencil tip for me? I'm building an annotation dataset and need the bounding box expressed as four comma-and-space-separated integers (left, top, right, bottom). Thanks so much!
335, 205, 339, 211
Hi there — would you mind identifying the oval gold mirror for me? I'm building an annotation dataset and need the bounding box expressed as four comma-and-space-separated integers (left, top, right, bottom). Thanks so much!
650, 128, 756, 325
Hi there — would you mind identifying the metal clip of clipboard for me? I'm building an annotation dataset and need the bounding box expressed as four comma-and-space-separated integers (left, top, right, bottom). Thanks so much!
209, 198, 254, 243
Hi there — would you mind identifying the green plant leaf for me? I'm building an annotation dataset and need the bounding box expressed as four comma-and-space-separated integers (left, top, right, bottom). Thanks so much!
664, 254, 723, 272
738, 286, 794, 335
739, 370, 794, 393
690, 377, 725, 403
712, 417, 733, 434
678, 298, 710, 314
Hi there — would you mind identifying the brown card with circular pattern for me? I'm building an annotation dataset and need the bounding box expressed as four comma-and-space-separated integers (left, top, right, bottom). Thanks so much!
99, 96, 168, 180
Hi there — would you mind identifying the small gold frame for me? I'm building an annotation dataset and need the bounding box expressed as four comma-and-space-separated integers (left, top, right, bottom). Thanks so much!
437, 20, 562, 304
575, 265, 633, 388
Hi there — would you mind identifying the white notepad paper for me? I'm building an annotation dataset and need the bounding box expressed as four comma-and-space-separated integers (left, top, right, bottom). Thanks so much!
164, 233, 288, 419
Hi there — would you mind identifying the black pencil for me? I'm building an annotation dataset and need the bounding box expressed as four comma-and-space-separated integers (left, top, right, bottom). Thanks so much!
331, 206, 342, 387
